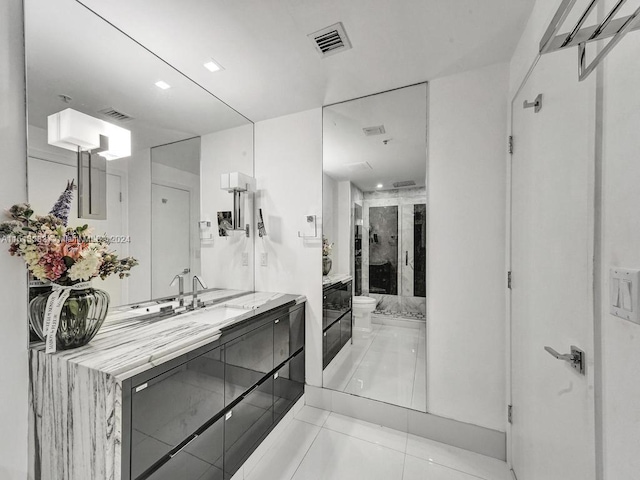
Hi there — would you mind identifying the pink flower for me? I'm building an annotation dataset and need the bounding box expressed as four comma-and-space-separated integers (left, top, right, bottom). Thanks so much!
39, 251, 67, 281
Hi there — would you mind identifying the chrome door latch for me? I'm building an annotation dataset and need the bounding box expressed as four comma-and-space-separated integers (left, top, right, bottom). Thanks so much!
544, 345, 585, 375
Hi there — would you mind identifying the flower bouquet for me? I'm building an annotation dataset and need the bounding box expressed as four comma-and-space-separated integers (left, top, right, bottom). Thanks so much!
0, 181, 138, 352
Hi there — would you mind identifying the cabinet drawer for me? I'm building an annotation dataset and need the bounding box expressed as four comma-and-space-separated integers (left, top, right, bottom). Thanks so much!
140, 415, 224, 480
131, 346, 224, 479
274, 350, 305, 423
224, 321, 274, 405
224, 378, 274, 479
323, 320, 342, 368
340, 311, 352, 349
274, 304, 305, 367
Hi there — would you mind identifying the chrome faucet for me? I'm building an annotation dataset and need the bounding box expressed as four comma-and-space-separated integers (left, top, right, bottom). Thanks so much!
170, 268, 190, 307
192, 275, 208, 309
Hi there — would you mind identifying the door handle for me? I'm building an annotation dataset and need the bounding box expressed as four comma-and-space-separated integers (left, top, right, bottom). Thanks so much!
405, 251, 408, 266
544, 345, 585, 375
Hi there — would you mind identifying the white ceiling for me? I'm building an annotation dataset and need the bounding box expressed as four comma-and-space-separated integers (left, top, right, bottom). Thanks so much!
323, 83, 427, 193
78, 0, 535, 123
25, 0, 250, 153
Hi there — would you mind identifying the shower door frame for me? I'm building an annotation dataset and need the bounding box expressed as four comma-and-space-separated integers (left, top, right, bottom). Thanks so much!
362, 190, 427, 316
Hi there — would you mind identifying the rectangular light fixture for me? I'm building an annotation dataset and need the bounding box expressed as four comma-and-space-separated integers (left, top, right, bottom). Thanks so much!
155, 80, 171, 89
47, 108, 131, 160
204, 59, 224, 72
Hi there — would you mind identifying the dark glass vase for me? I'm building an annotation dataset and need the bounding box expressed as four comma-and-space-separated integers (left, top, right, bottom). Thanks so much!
322, 256, 332, 276
29, 287, 110, 350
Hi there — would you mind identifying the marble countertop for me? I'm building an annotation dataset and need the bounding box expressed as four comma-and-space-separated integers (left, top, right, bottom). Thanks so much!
30, 290, 305, 381
322, 273, 353, 288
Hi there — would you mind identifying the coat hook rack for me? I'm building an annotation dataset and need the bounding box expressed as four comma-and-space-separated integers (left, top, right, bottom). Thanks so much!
523, 94, 543, 113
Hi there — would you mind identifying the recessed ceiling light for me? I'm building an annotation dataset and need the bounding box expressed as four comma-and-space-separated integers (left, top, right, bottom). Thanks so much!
155, 80, 171, 90
377, 184, 383, 188
203, 59, 224, 72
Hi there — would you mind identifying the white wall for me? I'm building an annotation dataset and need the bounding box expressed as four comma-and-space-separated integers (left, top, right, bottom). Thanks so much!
427, 62, 509, 431
121, 148, 151, 304
200, 124, 254, 290
336, 180, 351, 276
254, 109, 323, 386
0, 0, 28, 478
322, 173, 338, 263
599, 21, 640, 480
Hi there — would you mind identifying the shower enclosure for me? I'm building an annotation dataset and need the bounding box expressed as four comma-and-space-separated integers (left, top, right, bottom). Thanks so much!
362, 188, 426, 319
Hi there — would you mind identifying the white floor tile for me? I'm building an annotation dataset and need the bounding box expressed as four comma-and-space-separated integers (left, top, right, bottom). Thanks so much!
403, 455, 483, 480
245, 419, 321, 480
323, 412, 408, 452
406, 434, 511, 480
290, 428, 405, 480
294, 406, 330, 427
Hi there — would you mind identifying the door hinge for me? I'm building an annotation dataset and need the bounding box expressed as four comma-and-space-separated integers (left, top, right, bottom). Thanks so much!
119, 192, 123, 203
507, 271, 512, 289
508, 135, 514, 154
508, 404, 513, 424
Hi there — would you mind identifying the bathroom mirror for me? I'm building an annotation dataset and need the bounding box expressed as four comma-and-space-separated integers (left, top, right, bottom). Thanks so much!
322, 83, 428, 412
24, 0, 254, 311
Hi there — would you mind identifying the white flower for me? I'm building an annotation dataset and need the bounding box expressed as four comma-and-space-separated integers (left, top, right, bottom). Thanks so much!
67, 254, 101, 282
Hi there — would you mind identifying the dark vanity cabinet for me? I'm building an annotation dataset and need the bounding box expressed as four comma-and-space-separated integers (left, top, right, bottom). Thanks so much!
122, 302, 306, 480
322, 281, 352, 368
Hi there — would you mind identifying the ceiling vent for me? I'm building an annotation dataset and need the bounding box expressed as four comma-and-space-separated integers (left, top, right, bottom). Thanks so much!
393, 181, 416, 188
308, 22, 352, 58
363, 125, 386, 136
98, 107, 134, 122
344, 161, 373, 172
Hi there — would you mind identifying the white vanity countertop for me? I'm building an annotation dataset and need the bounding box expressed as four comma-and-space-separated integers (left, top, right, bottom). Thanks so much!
322, 273, 353, 287
29, 289, 306, 381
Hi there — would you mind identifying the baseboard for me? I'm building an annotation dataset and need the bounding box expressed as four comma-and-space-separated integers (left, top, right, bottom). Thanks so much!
304, 385, 505, 461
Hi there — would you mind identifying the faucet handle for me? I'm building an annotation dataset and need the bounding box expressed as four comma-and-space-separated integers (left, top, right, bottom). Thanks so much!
193, 275, 208, 290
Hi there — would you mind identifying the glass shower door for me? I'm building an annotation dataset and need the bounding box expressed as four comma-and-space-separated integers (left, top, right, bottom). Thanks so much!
366, 199, 426, 318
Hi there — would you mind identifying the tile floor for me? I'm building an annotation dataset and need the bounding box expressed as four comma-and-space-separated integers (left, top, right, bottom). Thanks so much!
323, 320, 427, 410
241, 406, 513, 480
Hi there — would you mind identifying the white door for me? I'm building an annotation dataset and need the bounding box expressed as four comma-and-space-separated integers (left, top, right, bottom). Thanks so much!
510, 48, 596, 479
151, 183, 191, 299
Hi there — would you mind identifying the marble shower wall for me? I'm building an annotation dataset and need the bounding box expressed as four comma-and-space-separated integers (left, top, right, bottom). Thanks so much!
363, 187, 426, 317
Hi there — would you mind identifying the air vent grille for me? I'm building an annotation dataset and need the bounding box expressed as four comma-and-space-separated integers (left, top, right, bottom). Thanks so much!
363, 125, 386, 136
344, 161, 373, 172
393, 181, 416, 188
308, 22, 352, 58
98, 107, 134, 122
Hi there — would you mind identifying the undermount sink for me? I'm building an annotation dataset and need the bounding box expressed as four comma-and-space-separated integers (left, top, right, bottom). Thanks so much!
188, 305, 253, 326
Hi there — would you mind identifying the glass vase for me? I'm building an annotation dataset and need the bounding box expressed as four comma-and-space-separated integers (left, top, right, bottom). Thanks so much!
322, 256, 332, 276
29, 287, 110, 350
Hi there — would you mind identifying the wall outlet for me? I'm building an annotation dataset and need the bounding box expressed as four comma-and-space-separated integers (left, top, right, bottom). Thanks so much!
261, 252, 268, 267
242, 252, 249, 266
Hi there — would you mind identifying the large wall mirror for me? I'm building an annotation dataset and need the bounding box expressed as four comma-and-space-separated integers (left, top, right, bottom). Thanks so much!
322, 83, 428, 412
24, 0, 255, 314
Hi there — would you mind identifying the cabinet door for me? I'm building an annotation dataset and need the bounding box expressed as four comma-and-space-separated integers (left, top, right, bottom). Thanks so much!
274, 350, 305, 423
141, 416, 224, 480
224, 322, 273, 405
223, 377, 274, 479
131, 346, 224, 479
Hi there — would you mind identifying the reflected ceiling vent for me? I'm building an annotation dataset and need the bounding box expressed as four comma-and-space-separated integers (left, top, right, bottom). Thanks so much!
308, 22, 352, 58
344, 161, 373, 172
393, 180, 416, 188
363, 125, 386, 136
98, 107, 134, 122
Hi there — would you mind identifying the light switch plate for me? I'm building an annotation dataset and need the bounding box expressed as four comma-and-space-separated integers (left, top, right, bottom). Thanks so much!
242, 252, 249, 266
261, 252, 268, 267
610, 268, 640, 324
